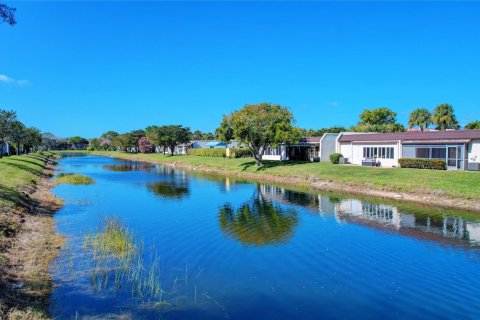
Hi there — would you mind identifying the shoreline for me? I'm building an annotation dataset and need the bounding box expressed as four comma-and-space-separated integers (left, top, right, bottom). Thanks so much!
91, 151, 480, 213
0, 153, 64, 319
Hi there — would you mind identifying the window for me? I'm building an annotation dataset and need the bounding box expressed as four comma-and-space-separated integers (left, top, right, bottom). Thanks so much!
363, 147, 395, 159
431, 148, 446, 159
415, 148, 430, 158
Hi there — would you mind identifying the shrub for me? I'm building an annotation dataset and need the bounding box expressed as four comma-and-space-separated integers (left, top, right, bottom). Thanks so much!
399, 158, 447, 170
229, 148, 252, 158
330, 153, 343, 164
188, 148, 226, 157
138, 137, 154, 153
86, 146, 94, 151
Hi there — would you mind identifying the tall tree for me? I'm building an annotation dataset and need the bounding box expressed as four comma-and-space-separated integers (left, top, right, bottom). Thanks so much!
218, 103, 298, 166
352, 107, 405, 133
408, 108, 432, 131
9, 120, 26, 155
0, 109, 16, 157
24, 127, 42, 153
465, 121, 480, 130
0, 3, 16, 26
146, 125, 190, 155
432, 103, 459, 130
162, 125, 191, 155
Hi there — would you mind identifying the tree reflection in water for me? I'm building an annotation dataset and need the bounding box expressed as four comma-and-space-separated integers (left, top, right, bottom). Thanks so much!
219, 194, 298, 246
147, 181, 189, 199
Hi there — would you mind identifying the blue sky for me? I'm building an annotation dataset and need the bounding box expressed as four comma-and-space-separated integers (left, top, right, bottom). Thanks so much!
1, 1, 480, 138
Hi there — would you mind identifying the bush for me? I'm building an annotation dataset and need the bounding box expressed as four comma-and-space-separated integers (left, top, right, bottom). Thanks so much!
188, 148, 226, 157
86, 146, 94, 151
330, 153, 343, 164
399, 158, 446, 170
228, 148, 252, 158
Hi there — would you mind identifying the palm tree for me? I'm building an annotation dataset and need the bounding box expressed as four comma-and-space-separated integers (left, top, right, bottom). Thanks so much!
465, 121, 480, 130
432, 103, 459, 130
408, 108, 432, 131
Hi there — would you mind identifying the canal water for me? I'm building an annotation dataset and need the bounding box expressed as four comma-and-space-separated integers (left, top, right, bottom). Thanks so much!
49, 155, 480, 319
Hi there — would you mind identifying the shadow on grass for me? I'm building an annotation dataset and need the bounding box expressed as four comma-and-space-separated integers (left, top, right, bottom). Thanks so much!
0, 161, 42, 177
6, 158, 46, 170
240, 160, 310, 172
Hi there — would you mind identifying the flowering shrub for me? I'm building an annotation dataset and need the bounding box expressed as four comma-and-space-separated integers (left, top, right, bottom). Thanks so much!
138, 137, 154, 153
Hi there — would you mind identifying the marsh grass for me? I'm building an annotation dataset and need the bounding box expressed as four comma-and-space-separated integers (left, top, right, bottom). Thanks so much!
54, 173, 95, 185
82, 218, 195, 310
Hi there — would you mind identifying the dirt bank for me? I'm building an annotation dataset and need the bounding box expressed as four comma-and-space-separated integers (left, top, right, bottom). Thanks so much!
0, 155, 64, 319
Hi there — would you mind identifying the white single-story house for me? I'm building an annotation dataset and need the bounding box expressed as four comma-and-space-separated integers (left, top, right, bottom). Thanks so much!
336, 130, 480, 171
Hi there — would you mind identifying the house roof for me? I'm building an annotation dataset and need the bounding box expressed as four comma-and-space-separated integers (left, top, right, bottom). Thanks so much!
306, 136, 322, 143
338, 130, 480, 143
206, 141, 227, 147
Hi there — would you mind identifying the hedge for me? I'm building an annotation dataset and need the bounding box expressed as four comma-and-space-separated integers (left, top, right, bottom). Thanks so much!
188, 148, 226, 157
330, 153, 343, 164
229, 148, 252, 158
399, 158, 447, 170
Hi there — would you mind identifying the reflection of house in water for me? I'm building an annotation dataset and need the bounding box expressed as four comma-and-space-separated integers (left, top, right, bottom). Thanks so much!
258, 184, 480, 248
333, 198, 480, 247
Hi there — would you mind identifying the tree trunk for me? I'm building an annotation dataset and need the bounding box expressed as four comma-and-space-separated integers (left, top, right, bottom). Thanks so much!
0, 142, 3, 158
17, 143, 20, 155
253, 153, 263, 166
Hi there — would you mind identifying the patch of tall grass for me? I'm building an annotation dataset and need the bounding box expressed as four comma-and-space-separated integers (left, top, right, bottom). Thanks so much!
82, 218, 192, 310
54, 173, 95, 185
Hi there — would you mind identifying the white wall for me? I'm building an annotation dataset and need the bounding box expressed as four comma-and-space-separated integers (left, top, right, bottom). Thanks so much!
340, 142, 399, 167
339, 142, 353, 162
468, 139, 480, 163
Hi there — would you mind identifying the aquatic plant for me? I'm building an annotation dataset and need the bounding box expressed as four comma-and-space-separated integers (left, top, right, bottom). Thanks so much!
82, 218, 197, 311
54, 173, 95, 185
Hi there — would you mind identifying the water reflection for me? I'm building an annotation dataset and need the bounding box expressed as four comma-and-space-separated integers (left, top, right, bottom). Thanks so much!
219, 191, 298, 246
258, 184, 480, 248
103, 163, 154, 172
147, 181, 189, 199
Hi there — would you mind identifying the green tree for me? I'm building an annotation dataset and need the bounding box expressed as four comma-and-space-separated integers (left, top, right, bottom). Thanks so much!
192, 130, 203, 140
112, 131, 144, 152
146, 125, 190, 155
100, 130, 119, 141
202, 132, 215, 140
24, 127, 42, 153
9, 120, 26, 155
306, 126, 346, 137
218, 103, 298, 166
432, 103, 459, 130
352, 107, 405, 133
0, 3, 16, 26
465, 121, 480, 129
408, 108, 432, 131
0, 109, 16, 157
88, 138, 101, 150
67, 136, 88, 145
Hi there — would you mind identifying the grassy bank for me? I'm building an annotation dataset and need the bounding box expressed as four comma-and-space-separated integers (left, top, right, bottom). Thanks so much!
0, 152, 63, 319
87, 151, 480, 210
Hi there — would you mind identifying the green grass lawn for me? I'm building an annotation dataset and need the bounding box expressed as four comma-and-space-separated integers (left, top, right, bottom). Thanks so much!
87, 151, 480, 201
0, 152, 54, 207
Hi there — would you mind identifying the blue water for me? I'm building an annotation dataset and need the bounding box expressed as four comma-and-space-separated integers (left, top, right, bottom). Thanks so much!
50, 155, 480, 319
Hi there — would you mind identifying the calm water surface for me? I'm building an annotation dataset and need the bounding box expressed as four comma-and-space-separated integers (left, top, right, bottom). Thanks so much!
50, 155, 480, 319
